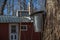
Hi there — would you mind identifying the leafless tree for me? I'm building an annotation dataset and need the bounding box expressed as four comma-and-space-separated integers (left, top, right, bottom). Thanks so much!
43, 0, 60, 40
0, 0, 7, 15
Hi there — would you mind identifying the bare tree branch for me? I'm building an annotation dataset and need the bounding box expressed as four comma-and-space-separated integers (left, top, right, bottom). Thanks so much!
0, 0, 7, 15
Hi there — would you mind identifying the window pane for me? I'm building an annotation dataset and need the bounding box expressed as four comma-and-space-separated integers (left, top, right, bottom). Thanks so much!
15, 35, 16, 39
11, 35, 13, 39
18, 11, 29, 17
21, 26, 26, 29
21, 25, 27, 31
11, 25, 16, 33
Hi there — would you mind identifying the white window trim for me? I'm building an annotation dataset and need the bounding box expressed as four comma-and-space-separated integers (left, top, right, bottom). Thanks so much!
21, 25, 27, 31
9, 24, 19, 40
16, 10, 29, 17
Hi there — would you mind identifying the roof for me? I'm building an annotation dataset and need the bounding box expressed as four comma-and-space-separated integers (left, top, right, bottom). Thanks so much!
0, 16, 31, 23
30, 11, 45, 16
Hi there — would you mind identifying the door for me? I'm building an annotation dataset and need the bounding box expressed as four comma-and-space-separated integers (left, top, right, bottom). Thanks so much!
9, 24, 18, 40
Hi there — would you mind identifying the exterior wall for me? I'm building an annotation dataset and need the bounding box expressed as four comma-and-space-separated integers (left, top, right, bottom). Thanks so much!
20, 22, 41, 40
0, 23, 41, 40
0, 23, 9, 40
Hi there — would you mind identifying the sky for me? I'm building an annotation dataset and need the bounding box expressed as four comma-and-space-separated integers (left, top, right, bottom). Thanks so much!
1, 0, 45, 15
33, 0, 45, 11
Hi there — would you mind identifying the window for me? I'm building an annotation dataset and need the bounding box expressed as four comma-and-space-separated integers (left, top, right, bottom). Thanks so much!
18, 11, 29, 17
21, 25, 27, 31
11, 25, 16, 33
9, 24, 18, 40
11, 35, 13, 39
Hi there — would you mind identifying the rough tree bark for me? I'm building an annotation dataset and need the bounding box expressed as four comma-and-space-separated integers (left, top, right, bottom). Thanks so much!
43, 0, 60, 40
0, 0, 7, 15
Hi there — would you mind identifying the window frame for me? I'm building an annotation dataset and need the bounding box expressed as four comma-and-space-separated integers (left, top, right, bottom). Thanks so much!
21, 25, 27, 31
16, 10, 29, 17
11, 25, 16, 33
9, 24, 18, 40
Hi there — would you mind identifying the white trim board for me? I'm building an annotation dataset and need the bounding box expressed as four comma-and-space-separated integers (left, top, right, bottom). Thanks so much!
9, 24, 19, 40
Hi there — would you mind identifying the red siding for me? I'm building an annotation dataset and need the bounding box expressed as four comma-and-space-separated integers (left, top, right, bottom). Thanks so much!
0, 23, 41, 40
20, 22, 41, 40
0, 23, 9, 40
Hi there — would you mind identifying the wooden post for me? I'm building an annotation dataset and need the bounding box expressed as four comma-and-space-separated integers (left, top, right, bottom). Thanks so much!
12, 0, 14, 16
20, 11, 21, 40
7, 0, 10, 15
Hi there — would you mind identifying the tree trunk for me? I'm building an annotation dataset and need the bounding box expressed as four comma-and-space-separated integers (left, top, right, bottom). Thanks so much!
0, 0, 7, 15
43, 0, 60, 40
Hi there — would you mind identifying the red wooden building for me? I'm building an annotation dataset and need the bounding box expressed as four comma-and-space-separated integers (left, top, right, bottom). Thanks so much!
0, 15, 41, 40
